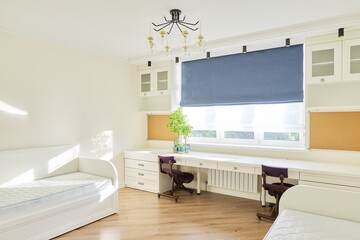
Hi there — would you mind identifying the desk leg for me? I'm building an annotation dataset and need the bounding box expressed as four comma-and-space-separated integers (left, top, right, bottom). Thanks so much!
261, 178, 266, 207
197, 167, 201, 195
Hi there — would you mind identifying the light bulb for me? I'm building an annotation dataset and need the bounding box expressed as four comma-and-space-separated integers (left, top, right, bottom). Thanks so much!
183, 44, 190, 56
197, 34, 205, 52
165, 44, 170, 56
159, 30, 167, 45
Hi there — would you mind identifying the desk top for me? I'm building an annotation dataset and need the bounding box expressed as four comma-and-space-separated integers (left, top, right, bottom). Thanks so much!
125, 148, 360, 179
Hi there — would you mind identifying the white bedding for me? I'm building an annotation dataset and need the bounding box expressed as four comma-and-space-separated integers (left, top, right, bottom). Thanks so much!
0, 172, 112, 220
264, 209, 360, 240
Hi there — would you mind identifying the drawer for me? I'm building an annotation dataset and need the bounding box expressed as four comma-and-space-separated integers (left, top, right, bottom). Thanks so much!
173, 157, 186, 165
255, 167, 300, 180
125, 176, 158, 193
300, 172, 360, 188
218, 162, 255, 174
124, 151, 158, 162
125, 159, 158, 172
125, 167, 158, 181
186, 158, 217, 169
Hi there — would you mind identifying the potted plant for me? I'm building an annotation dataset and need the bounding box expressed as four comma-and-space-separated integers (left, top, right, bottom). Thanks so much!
167, 108, 193, 153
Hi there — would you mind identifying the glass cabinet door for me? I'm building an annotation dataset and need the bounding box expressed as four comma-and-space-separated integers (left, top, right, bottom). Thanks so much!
306, 41, 342, 84
343, 38, 360, 82
155, 67, 170, 95
138, 71, 152, 96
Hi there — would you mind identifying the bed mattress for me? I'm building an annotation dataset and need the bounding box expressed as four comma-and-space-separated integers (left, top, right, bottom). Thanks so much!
264, 209, 360, 240
0, 172, 112, 220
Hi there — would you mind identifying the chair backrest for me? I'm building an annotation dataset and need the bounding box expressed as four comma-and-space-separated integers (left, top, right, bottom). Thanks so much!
262, 165, 288, 178
158, 156, 176, 174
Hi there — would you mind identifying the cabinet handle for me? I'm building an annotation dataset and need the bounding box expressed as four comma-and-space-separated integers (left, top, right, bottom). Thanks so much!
320, 78, 325, 83
138, 164, 144, 167
138, 173, 144, 176
199, 163, 203, 166
234, 167, 238, 170
144, 93, 147, 96
160, 91, 163, 94
138, 182, 144, 185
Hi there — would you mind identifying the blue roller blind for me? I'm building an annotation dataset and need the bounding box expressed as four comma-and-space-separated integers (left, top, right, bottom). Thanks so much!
180, 44, 303, 106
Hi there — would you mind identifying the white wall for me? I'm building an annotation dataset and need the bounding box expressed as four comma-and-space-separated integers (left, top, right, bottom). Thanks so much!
0, 31, 147, 186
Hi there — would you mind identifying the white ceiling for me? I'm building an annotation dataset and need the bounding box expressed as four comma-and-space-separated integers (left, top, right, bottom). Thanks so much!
1, 0, 360, 63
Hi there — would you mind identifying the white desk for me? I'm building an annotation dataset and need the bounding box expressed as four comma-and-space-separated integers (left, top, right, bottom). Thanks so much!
124, 149, 360, 205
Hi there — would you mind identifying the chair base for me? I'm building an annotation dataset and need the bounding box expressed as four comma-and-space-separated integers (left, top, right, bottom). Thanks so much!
257, 203, 278, 221
157, 185, 194, 203
157, 191, 179, 203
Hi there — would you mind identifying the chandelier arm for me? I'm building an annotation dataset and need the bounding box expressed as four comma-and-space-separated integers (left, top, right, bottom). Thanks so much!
153, 22, 172, 32
175, 22, 184, 33
178, 22, 199, 31
180, 20, 199, 26
152, 21, 171, 27
167, 23, 175, 35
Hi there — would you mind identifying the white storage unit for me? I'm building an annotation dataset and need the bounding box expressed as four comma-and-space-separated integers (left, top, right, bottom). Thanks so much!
138, 66, 171, 97
124, 151, 171, 193
306, 29, 360, 84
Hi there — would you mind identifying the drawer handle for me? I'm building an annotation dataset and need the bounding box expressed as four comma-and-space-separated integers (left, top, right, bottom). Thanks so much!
199, 163, 203, 166
138, 173, 144, 176
320, 78, 325, 83
138, 164, 144, 167
234, 167, 238, 170
138, 182, 144, 185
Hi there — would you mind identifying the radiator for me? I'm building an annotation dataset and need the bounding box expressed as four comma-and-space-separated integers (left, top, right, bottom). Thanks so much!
208, 169, 258, 193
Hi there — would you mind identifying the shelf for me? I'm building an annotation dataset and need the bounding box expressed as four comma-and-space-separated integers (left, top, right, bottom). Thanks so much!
312, 62, 334, 66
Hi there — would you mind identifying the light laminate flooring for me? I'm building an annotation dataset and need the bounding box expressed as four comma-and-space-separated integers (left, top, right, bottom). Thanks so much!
55, 187, 273, 240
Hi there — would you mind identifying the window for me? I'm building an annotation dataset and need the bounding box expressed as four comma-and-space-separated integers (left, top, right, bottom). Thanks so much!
183, 102, 305, 149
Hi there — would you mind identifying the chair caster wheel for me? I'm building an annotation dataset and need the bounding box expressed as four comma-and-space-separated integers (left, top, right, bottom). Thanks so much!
157, 193, 160, 198
257, 216, 261, 220
175, 197, 178, 203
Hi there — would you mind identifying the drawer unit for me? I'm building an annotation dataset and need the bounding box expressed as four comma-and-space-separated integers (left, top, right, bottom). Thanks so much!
124, 151, 171, 193
186, 158, 217, 169
218, 162, 255, 174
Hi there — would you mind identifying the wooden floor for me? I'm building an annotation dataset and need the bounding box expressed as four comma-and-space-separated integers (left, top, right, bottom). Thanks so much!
55, 188, 273, 240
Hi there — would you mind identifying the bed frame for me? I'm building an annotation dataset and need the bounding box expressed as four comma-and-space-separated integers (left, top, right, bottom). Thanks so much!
279, 185, 360, 222
0, 145, 119, 240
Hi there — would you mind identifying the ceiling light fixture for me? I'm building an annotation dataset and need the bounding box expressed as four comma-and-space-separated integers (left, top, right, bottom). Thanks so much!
148, 9, 205, 56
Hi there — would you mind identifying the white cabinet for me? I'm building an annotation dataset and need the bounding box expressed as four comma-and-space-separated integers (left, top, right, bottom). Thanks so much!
306, 30, 360, 85
306, 41, 342, 84
138, 66, 170, 97
343, 38, 360, 82
124, 151, 171, 193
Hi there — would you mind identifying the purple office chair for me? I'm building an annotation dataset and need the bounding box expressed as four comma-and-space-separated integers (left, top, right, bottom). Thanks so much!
257, 165, 294, 221
157, 155, 194, 203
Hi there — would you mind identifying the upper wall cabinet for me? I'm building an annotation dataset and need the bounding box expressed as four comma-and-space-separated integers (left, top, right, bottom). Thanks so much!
306, 41, 342, 84
343, 38, 360, 82
305, 29, 360, 85
138, 66, 171, 97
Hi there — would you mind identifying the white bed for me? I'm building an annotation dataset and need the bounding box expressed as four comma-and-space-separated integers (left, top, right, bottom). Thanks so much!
0, 145, 119, 240
264, 185, 360, 240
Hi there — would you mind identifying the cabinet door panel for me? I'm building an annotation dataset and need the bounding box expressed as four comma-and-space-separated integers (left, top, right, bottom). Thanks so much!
306, 41, 342, 84
343, 38, 360, 82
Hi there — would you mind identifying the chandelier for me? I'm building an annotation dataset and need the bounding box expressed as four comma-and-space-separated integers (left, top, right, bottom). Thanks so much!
147, 9, 205, 56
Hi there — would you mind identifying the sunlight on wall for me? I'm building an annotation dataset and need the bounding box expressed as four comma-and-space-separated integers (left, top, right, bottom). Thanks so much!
0, 100, 28, 115
0, 168, 34, 186
90, 131, 113, 160
47, 145, 80, 173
